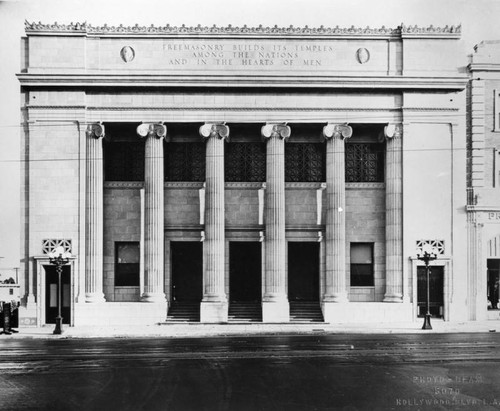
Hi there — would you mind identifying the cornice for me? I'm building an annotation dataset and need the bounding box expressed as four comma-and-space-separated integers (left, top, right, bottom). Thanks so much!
17, 74, 468, 90
24, 21, 461, 39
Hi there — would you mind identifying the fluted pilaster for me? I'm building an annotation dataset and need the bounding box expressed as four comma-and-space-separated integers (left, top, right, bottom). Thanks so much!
199, 123, 229, 304
85, 123, 106, 303
262, 123, 290, 311
384, 123, 404, 302
137, 123, 167, 302
323, 123, 352, 303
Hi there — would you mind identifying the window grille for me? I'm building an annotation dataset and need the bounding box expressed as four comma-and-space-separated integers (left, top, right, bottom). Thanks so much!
42, 239, 72, 255
345, 143, 384, 182
104, 141, 145, 181
165, 143, 206, 182
225, 143, 266, 182
285, 143, 325, 182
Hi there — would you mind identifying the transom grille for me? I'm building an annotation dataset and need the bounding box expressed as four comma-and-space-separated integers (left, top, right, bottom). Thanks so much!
104, 141, 145, 181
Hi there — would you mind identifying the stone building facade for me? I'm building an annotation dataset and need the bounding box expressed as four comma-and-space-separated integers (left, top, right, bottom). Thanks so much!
468, 40, 500, 321
17, 22, 468, 326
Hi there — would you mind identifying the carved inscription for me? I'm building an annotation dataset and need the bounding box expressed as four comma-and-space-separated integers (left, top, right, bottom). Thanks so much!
162, 40, 336, 68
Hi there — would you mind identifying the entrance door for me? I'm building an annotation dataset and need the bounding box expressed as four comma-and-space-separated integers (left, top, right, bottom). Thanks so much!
45, 265, 71, 324
229, 242, 262, 302
417, 266, 444, 318
288, 242, 320, 301
487, 259, 500, 310
171, 242, 203, 302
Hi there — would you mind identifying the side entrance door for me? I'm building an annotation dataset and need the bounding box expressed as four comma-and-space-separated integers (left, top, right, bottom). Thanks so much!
288, 242, 320, 301
44, 265, 71, 324
417, 266, 444, 318
171, 242, 203, 302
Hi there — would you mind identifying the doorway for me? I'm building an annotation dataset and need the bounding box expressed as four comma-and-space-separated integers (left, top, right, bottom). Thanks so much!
44, 265, 71, 324
487, 259, 500, 310
288, 242, 320, 301
417, 265, 444, 318
171, 242, 203, 302
229, 242, 262, 302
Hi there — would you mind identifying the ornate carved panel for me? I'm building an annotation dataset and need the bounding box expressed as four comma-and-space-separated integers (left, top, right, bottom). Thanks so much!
285, 143, 325, 182
225, 143, 266, 182
416, 240, 445, 255
42, 239, 72, 254
165, 142, 205, 182
345, 143, 384, 182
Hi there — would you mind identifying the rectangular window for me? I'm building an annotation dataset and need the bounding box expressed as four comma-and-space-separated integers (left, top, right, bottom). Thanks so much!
285, 143, 325, 182
350, 243, 374, 286
104, 141, 145, 181
345, 143, 384, 182
115, 242, 140, 286
165, 142, 206, 181
225, 142, 266, 182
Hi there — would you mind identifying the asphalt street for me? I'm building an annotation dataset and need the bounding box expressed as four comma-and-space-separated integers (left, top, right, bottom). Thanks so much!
1, 333, 500, 410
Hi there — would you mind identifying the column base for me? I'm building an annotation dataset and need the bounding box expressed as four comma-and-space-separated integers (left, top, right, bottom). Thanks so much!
141, 292, 166, 303
200, 301, 228, 323
323, 292, 349, 303
383, 293, 403, 303
85, 292, 106, 303
262, 299, 289, 323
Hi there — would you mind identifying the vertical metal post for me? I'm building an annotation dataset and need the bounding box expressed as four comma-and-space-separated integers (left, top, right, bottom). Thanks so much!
53, 263, 63, 335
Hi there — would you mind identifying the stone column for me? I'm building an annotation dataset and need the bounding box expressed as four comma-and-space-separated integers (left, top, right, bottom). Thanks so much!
261, 123, 290, 322
137, 123, 167, 303
199, 123, 229, 322
85, 122, 106, 303
322, 124, 352, 321
384, 123, 404, 302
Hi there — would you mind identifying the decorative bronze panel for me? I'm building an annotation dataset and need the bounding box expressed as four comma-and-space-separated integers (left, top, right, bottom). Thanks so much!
165, 143, 206, 182
285, 143, 325, 182
104, 141, 145, 181
225, 143, 266, 182
345, 143, 384, 182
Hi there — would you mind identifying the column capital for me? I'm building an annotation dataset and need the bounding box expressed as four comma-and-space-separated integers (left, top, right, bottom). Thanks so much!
322, 123, 352, 141
200, 122, 229, 141
86, 122, 105, 139
261, 123, 291, 140
384, 123, 403, 140
137, 123, 167, 139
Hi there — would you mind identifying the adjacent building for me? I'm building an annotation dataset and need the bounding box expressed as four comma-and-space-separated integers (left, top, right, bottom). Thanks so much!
17, 22, 470, 327
468, 40, 500, 321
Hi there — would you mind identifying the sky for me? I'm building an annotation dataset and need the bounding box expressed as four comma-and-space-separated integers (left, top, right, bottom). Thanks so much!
0, 0, 499, 276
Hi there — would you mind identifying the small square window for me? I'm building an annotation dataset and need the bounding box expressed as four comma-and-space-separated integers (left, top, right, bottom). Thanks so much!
350, 243, 374, 286
115, 242, 140, 286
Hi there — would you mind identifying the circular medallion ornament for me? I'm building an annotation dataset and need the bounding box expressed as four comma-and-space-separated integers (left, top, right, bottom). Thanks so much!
120, 46, 135, 63
356, 48, 370, 64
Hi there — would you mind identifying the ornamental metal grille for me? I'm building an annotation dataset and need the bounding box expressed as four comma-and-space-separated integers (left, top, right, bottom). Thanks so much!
104, 141, 145, 181
416, 240, 445, 255
165, 143, 206, 181
42, 239, 72, 254
225, 143, 266, 182
285, 143, 325, 182
345, 143, 384, 182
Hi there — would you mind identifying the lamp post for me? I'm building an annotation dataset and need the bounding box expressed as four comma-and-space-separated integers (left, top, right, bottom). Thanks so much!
416, 244, 438, 330
48, 246, 71, 335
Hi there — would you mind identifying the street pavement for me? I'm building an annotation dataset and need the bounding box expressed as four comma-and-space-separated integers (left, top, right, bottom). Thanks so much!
1, 333, 500, 410
4, 319, 500, 339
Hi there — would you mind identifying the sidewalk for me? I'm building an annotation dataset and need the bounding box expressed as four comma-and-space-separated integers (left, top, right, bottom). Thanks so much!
4, 320, 500, 339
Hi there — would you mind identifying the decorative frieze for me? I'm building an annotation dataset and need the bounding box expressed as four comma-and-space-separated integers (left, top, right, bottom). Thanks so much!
25, 21, 461, 37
